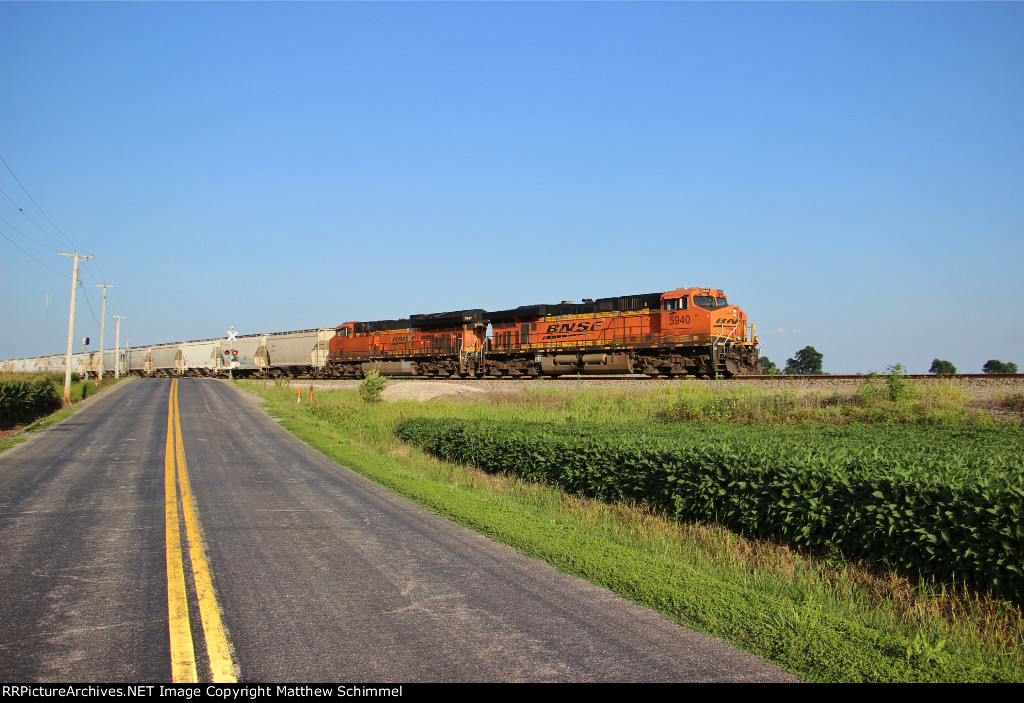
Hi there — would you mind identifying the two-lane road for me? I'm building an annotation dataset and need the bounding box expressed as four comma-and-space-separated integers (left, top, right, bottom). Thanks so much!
1, 378, 799, 682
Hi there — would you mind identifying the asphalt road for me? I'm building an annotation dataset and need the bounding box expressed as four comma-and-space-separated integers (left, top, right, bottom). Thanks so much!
0, 378, 800, 683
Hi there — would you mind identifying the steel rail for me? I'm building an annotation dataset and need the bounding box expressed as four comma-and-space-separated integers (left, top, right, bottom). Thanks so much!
308, 373, 1024, 382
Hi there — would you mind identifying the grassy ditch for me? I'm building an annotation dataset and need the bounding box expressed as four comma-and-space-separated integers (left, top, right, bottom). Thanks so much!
0, 373, 125, 453
243, 380, 1024, 683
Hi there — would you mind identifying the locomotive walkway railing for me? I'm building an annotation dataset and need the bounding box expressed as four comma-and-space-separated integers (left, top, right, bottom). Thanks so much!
486, 332, 731, 353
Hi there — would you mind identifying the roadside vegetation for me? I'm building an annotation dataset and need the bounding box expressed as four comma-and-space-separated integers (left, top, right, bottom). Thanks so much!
0, 372, 122, 452
244, 377, 1023, 683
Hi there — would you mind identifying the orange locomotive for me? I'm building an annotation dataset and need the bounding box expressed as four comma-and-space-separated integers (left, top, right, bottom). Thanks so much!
325, 287, 761, 379
328, 309, 488, 379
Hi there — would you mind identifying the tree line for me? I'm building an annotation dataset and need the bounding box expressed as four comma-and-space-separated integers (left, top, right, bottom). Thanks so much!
758, 347, 1018, 375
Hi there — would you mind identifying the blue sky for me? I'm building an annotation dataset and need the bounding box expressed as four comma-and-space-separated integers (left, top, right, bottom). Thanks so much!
2, 1, 1022, 373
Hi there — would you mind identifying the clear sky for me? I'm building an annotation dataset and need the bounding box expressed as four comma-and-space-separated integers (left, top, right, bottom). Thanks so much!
2, 1, 1022, 374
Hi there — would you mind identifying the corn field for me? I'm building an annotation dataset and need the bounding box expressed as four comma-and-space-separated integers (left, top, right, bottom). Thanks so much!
0, 376, 62, 426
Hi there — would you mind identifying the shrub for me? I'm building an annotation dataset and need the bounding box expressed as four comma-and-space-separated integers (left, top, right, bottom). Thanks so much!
886, 364, 916, 402
358, 370, 388, 404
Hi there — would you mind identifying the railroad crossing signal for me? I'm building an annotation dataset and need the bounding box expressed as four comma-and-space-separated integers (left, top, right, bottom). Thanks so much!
224, 327, 239, 380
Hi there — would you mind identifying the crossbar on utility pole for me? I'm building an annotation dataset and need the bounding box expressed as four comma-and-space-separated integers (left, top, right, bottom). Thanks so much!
60, 252, 94, 403
94, 283, 114, 382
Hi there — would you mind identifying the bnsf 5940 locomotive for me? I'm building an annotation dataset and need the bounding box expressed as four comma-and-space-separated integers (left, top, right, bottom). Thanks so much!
325, 287, 760, 378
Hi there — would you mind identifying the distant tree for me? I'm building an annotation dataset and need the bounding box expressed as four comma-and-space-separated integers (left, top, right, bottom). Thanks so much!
759, 357, 779, 375
983, 360, 1019, 374
929, 359, 957, 375
783, 346, 823, 375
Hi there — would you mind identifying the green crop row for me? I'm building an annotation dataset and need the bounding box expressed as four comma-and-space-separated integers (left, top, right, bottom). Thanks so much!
0, 377, 62, 425
395, 418, 1024, 601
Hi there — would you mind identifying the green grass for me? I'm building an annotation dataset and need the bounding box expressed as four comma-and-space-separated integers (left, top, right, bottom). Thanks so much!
243, 380, 1024, 683
666, 379, 1008, 426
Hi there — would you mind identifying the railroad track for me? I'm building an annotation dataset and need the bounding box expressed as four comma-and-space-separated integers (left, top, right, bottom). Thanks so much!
709, 373, 1022, 381
304, 373, 1024, 382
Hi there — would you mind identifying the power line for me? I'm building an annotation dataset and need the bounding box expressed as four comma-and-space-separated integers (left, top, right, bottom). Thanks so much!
86, 256, 125, 316
0, 214, 61, 252
79, 278, 102, 328
74, 265, 105, 329
0, 185, 71, 250
0, 155, 116, 331
0, 228, 70, 279
0, 153, 80, 251
98, 265, 124, 313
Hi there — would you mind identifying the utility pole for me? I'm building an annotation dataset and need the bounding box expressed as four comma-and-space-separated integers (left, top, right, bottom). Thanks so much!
94, 283, 114, 381
60, 252, 93, 403
114, 314, 124, 379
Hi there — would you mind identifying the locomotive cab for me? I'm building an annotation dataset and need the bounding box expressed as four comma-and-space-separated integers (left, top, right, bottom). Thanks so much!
660, 288, 747, 342
660, 290, 694, 336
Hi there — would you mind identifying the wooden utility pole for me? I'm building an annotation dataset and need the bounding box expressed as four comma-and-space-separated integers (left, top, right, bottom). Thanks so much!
114, 314, 124, 379
94, 283, 114, 381
60, 252, 93, 403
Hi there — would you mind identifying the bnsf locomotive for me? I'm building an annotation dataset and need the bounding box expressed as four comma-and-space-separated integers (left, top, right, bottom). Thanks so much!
326, 287, 760, 378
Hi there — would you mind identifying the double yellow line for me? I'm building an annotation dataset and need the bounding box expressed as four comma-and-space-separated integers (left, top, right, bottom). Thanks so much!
165, 378, 237, 682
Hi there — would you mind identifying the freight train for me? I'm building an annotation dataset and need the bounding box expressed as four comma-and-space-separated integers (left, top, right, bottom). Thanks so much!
1, 286, 761, 379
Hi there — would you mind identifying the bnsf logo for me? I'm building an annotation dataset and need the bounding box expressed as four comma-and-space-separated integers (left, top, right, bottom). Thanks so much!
545, 321, 603, 334
715, 318, 742, 325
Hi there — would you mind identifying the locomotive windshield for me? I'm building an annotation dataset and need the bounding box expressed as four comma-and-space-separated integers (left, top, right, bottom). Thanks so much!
693, 295, 729, 310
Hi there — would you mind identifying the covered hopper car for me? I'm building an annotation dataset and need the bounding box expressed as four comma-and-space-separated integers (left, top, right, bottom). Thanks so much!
128, 329, 334, 378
